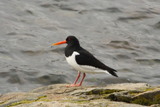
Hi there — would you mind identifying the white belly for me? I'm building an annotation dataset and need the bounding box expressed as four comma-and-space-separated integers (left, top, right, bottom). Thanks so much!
66, 51, 108, 74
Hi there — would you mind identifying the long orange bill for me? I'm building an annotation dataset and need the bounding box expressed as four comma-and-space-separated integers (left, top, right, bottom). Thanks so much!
51, 40, 67, 46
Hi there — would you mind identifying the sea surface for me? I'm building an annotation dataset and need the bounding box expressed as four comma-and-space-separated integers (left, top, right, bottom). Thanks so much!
0, 0, 160, 93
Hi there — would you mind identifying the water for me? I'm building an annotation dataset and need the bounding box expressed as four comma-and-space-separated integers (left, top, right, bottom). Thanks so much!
0, 0, 160, 93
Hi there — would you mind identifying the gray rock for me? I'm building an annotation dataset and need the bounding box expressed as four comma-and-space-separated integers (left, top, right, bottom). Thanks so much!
0, 83, 159, 107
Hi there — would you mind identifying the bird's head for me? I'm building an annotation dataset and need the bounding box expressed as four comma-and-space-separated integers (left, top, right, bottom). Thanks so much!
52, 36, 80, 46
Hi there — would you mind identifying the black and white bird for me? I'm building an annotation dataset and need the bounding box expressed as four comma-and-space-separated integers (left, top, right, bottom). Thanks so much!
52, 36, 118, 87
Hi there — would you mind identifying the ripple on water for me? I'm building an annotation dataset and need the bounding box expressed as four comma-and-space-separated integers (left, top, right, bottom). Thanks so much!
153, 21, 160, 29
20, 47, 63, 56
0, 69, 25, 84
21, 50, 47, 56
0, 50, 13, 60
0, 68, 67, 85
118, 15, 150, 21
145, 46, 160, 53
28, 74, 67, 85
118, 68, 133, 73
107, 40, 138, 50
136, 59, 160, 65
117, 10, 152, 22
116, 54, 131, 60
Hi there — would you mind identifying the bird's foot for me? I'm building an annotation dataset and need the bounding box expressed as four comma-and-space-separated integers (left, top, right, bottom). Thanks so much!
66, 84, 81, 87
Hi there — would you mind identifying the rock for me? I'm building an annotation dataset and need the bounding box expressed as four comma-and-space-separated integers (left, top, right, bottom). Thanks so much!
103, 83, 150, 90
0, 83, 159, 107
107, 84, 160, 106
132, 88, 160, 106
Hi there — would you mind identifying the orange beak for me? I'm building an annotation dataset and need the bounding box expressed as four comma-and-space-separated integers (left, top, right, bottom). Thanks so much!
51, 40, 67, 46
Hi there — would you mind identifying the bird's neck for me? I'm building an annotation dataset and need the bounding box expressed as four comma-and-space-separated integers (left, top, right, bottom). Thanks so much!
65, 44, 81, 57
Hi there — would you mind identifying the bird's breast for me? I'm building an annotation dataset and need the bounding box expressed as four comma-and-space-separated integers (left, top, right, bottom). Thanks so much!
66, 51, 81, 70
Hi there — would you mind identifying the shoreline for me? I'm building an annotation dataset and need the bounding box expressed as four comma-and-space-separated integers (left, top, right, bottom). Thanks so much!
0, 83, 160, 107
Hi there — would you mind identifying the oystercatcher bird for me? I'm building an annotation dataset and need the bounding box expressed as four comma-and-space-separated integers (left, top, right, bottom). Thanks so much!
52, 36, 118, 87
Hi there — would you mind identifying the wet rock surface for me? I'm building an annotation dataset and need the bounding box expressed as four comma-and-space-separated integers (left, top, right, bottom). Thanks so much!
0, 0, 160, 93
0, 83, 160, 107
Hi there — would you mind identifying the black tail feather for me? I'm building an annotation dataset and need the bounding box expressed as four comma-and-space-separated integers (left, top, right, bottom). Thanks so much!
107, 67, 118, 77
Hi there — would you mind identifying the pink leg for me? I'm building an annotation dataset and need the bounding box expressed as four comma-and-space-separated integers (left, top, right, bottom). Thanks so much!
66, 73, 86, 87
78, 73, 86, 86
66, 72, 81, 87
73, 72, 81, 84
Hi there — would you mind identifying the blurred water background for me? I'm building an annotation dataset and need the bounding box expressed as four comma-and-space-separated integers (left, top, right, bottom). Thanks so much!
0, 0, 160, 93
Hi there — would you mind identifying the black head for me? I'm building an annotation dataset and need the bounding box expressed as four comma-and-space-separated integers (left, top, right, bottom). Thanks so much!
66, 36, 80, 46
52, 35, 80, 46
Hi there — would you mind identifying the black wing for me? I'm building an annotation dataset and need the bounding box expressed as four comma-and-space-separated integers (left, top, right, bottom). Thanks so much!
75, 48, 118, 77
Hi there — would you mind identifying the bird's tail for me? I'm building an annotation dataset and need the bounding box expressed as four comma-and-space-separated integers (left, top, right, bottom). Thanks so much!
106, 67, 118, 77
